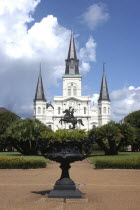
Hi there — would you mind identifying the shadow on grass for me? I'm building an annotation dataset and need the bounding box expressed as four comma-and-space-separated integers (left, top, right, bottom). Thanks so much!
31, 190, 51, 195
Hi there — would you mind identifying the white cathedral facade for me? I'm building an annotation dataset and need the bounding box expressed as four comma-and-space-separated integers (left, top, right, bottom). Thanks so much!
33, 33, 111, 131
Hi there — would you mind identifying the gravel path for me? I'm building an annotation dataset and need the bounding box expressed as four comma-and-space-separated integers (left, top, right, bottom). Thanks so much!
0, 160, 140, 210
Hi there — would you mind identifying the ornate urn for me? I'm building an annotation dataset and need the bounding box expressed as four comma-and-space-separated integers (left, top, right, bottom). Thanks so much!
39, 108, 94, 198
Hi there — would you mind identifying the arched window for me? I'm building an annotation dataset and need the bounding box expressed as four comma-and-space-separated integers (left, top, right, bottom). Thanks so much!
99, 108, 101, 114
38, 107, 41, 114
58, 107, 61, 114
73, 86, 77, 96
68, 86, 71, 96
48, 125, 52, 129
43, 107, 45, 114
103, 107, 106, 113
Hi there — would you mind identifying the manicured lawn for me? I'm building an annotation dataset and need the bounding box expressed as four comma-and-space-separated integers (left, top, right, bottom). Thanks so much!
0, 152, 51, 163
88, 152, 140, 164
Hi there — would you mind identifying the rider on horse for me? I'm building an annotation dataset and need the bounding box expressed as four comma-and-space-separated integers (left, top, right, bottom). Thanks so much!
63, 107, 74, 120
60, 107, 84, 129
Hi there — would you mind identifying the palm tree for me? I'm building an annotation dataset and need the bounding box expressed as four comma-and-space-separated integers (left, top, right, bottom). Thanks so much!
91, 122, 123, 155
4, 119, 52, 155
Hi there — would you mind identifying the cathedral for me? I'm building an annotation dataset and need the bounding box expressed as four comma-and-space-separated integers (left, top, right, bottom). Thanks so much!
33, 33, 111, 131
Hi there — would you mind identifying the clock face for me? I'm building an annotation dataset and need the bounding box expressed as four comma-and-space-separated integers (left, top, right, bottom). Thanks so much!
68, 100, 75, 108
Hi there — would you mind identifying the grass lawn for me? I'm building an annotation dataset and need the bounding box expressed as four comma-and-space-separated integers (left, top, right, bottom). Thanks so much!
88, 151, 140, 164
0, 152, 51, 163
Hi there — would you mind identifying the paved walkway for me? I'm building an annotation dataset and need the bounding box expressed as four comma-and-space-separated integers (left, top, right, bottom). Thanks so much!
0, 160, 140, 210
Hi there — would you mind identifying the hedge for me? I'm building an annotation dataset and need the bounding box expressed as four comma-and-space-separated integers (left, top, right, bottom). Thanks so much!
0, 157, 47, 169
95, 158, 140, 169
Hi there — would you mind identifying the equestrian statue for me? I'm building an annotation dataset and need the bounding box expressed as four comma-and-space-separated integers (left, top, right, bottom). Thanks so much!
59, 107, 84, 129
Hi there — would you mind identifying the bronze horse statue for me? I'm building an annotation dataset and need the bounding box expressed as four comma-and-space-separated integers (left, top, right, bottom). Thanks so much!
59, 107, 84, 129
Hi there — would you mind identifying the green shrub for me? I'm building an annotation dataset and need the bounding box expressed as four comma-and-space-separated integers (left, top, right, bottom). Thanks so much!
0, 157, 47, 169
89, 122, 133, 155
41, 129, 88, 143
4, 118, 52, 155
92, 143, 103, 151
95, 158, 140, 169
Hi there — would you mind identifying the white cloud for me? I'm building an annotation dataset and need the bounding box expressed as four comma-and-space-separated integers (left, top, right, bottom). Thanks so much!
79, 36, 96, 62
110, 86, 140, 121
90, 93, 99, 106
81, 3, 110, 30
79, 36, 96, 73
0, 0, 97, 118
80, 62, 90, 73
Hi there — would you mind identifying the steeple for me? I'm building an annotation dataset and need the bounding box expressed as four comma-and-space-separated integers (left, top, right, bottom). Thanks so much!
65, 32, 79, 75
98, 63, 110, 101
34, 66, 46, 102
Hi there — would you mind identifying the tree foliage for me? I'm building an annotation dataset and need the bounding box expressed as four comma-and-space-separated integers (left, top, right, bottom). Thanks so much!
90, 122, 133, 155
0, 111, 19, 151
40, 129, 87, 143
116, 123, 134, 147
124, 110, 140, 151
124, 110, 140, 127
4, 118, 52, 155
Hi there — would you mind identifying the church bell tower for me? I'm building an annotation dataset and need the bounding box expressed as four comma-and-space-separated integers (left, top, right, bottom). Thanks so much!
63, 32, 82, 98
34, 66, 47, 124
98, 64, 111, 126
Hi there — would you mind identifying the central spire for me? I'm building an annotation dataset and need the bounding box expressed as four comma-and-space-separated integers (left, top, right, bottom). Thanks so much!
65, 32, 79, 75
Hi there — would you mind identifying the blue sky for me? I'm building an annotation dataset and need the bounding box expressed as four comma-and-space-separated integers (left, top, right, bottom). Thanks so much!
0, 0, 140, 121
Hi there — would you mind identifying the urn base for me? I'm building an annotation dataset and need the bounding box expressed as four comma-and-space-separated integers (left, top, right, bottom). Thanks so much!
48, 189, 82, 198
48, 177, 82, 198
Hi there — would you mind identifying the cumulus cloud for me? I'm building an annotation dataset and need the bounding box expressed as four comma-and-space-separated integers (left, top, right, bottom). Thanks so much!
79, 36, 96, 62
79, 36, 96, 73
90, 93, 99, 106
81, 3, 110, 30
0, 0, 97, 118
110, 86, 140, 122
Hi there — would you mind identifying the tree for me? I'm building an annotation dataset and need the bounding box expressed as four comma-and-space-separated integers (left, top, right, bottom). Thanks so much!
127, 127, 140, 151
0, 111, 19, 151
124, 110, 140, 127
4, 118, 52, 155
116, 123, 134, 151
90, 122, 132, 155
124, 110, 140, 151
